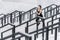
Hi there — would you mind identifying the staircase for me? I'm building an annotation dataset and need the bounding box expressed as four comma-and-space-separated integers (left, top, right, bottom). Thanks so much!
0, 4, 60, 40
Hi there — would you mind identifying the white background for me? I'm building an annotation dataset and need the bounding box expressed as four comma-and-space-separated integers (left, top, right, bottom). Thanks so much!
0, 0, 60, 14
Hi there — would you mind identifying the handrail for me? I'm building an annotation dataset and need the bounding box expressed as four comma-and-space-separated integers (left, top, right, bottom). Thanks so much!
0, 4, 57, 19
0, 7, 36, 19
0, 32, 32, 40
11, 6, 60, 28
1, 15, 60, 36
42, 4, 57, 9
1, 17, 59, 40
0, 23, 15, 28
0, 4, 57, 28
0, 5, 59, 38
34, 26, 58, 37
0, 5, 59, 29
21, 4, 57, 15
29, 21, 59, 34
29, 16, 60, 34
0, 4, 59, 40
1, 5, 60, 36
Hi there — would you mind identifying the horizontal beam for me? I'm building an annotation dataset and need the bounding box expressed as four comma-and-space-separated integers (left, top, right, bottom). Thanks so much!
0, 32, 31, 40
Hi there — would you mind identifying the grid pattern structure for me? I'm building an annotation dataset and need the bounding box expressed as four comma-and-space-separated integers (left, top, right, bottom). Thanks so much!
0, 4, 60, 40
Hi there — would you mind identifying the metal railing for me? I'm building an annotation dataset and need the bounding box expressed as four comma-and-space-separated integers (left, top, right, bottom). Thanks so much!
1, 32, 32, 40
0, 23, 32, 40
0, 4, 60, 40
0, 4, 57, 28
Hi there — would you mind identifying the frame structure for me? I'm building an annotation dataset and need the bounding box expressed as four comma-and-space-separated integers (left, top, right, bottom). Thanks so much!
0, 4, 60, 40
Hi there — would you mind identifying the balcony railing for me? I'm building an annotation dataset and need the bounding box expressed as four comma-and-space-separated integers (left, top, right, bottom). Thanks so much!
0, 4, 60, 40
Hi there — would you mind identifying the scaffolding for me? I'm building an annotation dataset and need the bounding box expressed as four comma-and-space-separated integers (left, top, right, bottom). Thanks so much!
0, 4, 60, 40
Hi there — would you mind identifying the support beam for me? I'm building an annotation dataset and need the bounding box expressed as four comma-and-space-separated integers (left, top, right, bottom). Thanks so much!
42, 19, 45, 40
51, 16, 53, 34
12, 25, 15, 40
46, 23, 49, 40
18, 38, 21, 40
19, 12, 22, 25
25, 22, 29, 33
58, 18, 60, 32
4, 15, 6, 24
25, 22, 29, 40
10, 13, 13, 23
36, 22, 38, 38
1, 18, 3, 26
55, 28, 57, 40
1, 33, 3, 40
30, 11, 31, 20
34, 35, 36, 40
29, 37, 32, 40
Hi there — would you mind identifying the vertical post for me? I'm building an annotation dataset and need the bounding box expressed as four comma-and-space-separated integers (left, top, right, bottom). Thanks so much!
25, 22, 29, 40
7, 15, 9, 24
19, 12, 22, 25
50, 7, 52, 17
42, 19, 45, 40
51, 16, 53, 34
10, 13, 13, 23
1, 18, 3, 27
58, 18, 60, 32
18, 38, 20, 40
46, 22, 49, 40
36, 21, 38, 38
14, 13, 16, 23
56, 6, 58, 18
54, 28, 57, 40
29, 37, 32, 40
30, 11, 31, 20
12, 25, 15, 40
44, 9, 46, 17
25, 22, 29, 33
1, 33, 3, 40
4, 15, 6, 24
47, 7, 48, 17
46, 27, 49, 40
34, 35, 36, 40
